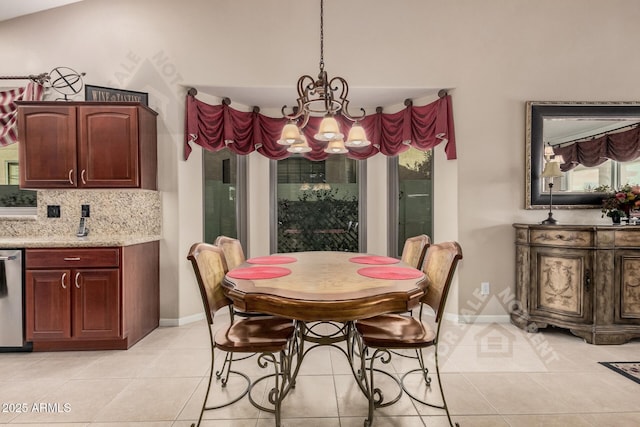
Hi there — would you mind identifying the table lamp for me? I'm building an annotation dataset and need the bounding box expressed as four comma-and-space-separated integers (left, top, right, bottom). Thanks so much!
540, 160, 563, 225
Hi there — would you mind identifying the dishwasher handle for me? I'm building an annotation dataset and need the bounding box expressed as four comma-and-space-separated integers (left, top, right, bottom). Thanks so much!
0, 255, 16, 261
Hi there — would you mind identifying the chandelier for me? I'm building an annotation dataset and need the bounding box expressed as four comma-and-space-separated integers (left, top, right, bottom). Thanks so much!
278, 0, 370, 154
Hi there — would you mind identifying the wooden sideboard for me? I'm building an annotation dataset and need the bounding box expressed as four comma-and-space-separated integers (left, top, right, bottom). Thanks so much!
512, 223, 640, 344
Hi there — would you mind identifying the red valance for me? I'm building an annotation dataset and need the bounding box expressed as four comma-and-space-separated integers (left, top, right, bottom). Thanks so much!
184, 93, 456, 161
554, 125, 640, 171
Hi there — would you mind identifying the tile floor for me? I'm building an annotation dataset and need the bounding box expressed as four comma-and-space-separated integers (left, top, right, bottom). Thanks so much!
1, 312, 640, 427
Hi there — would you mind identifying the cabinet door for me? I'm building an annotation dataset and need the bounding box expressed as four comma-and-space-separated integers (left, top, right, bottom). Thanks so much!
72, 268, 121, 339
78, 106, 139, 188
530, 247, 593, 324
614, 250, 640, 324
18, 105, 77, 188
25, 269, 72, 340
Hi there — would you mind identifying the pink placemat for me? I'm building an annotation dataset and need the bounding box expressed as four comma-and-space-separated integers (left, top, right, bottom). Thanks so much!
349, 255, 400, 265
227, 266, 291, 280
357, 266, 423, 280
246, 255, 297, 265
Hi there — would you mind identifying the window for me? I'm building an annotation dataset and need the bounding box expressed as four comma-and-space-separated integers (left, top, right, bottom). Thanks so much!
0, 143, 36, 215
552, 158, 640, 193
202, 149, 247, 246
272, 155, 363, 253
388, 147, 433, 258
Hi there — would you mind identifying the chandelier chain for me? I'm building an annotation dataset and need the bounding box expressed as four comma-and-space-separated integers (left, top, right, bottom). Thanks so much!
319, 0, 324, 72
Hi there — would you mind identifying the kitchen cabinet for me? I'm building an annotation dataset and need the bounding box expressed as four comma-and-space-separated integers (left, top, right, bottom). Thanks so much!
513, 224, 640, 344
25, 242, 159, 351
17, 102, 157, 190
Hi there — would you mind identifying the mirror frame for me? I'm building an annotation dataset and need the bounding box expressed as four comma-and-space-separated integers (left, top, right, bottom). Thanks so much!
526, 101, 640, 209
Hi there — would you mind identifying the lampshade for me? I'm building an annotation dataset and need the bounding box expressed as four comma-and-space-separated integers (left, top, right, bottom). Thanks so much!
287, 134, 312, 153
345, 123, 370, 147
541, 161, 563, 178
278, 122, 303, 145
552, 154, 564, 164
324, 138, 348, 154
314, 116, 344, 142
544, 145, 554, 159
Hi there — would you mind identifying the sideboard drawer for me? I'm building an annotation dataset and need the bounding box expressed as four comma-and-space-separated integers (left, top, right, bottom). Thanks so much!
26, 248, 120, 268
530, 229, 593, 247
614, 230, 640, 247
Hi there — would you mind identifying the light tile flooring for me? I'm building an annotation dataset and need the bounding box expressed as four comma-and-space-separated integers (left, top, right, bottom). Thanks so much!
1, 313, 640, 427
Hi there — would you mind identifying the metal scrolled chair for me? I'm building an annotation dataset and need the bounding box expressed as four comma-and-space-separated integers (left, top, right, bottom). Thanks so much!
213, 235, 246, 270
213, 235, 270, 319
187, 243, 295, 427
401, 234, 431, 269
354, 241, 463, 427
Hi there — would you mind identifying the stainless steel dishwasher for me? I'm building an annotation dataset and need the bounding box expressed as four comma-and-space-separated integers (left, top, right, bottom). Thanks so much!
0, 249, 30, 351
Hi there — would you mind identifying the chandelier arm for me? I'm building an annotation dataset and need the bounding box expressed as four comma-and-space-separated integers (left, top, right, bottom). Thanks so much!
341, 101, 367, 123
329, 76, 366, 122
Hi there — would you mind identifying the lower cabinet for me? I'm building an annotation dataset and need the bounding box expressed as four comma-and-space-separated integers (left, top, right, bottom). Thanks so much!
513, 224, 640, 344
25, 242, 159, 351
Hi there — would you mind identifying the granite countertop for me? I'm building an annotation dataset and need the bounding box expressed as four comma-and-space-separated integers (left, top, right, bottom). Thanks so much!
0, 235, 162, 248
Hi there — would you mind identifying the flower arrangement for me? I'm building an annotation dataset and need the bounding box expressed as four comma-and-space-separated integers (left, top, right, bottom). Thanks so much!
598, 184, 640, 218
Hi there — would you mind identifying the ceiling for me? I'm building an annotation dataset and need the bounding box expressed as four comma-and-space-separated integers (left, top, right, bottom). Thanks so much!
1, 1, 443, 111
0, 0, 84, 22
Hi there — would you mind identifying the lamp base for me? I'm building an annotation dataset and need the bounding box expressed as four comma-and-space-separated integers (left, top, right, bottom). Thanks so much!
541, 212, 557, 225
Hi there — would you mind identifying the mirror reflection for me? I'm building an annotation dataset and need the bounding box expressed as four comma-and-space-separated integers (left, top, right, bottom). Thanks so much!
526, 102, 640, 208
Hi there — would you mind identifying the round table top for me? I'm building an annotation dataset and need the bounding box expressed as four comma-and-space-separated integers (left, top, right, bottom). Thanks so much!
223, 251, 426, 321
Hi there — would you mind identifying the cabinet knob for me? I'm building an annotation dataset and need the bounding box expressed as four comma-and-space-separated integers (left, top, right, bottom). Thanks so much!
75, 272, 81, 289
61, 272, 67, 289
68, 169, 74, 185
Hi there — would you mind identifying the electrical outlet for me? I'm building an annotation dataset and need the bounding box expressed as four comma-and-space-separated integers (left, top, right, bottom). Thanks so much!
47, 205, 61, 218
81, 204, 90, 218
481, 282, 490, 295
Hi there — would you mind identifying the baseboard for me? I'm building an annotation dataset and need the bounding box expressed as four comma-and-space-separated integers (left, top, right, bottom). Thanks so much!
159, 312, 204, 327
444, 313, 511, 324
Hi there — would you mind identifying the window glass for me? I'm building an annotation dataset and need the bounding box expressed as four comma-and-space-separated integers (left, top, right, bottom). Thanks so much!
396, 147, 433, 256
276, 155, 359, 252
203, 149, 239, 243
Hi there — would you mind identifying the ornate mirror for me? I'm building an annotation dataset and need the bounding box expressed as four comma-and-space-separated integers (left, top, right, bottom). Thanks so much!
526, 101, 640, 209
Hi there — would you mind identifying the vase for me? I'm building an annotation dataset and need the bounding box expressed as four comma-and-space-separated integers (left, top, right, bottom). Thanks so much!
611, 212, 622, 224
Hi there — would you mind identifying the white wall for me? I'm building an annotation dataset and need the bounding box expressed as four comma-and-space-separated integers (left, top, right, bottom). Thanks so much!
2, 0, 639, 323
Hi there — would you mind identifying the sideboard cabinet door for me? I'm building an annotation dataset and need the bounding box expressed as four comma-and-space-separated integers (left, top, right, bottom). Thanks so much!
530, 246, 593, 325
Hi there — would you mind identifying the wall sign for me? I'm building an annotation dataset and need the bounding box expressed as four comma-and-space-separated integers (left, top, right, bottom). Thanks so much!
85, 85, 148, 105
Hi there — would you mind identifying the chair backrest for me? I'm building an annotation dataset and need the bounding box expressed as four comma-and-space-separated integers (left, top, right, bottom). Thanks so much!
187, 242, 232, 325
214, 235, 246, 270
420, 241, 463, 323
401, 234, 431, 269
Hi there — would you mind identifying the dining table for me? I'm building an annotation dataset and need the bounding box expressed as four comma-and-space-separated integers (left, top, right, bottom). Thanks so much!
222, 250, 428, 421
223, 250, 426, 321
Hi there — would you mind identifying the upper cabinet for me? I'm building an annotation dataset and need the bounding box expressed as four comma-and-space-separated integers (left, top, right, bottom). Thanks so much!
17, 102, 157, 190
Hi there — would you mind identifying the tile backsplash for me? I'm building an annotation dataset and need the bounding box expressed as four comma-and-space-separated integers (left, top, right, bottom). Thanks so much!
0, 189, 161, 238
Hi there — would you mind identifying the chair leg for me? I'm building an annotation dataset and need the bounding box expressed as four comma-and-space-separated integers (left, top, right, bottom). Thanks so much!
433, 345, 459, 427
415, 348, 432, 386
400, 347, 459, 427
192, 343, 215, 427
